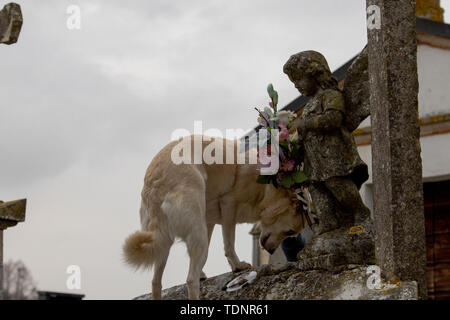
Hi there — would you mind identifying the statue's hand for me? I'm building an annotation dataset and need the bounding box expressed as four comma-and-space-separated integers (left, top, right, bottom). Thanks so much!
295, 118, 307, 137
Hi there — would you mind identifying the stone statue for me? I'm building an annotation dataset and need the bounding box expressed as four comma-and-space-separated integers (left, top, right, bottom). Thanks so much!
0, 3, 23, 45
283, 50, 371, 236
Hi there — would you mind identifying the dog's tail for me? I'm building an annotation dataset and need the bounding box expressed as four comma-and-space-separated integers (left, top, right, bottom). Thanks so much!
123, 231, 159, 269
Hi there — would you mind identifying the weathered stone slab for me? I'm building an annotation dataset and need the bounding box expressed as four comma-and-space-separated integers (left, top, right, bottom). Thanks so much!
366, 0, 427, 299
0, 199, 27, 229
0, 2, 23, 45
134, 264, 417, 300
296, 221, 375, 271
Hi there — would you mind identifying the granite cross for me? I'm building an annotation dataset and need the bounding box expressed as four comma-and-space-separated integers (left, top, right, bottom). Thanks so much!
366, 0, 428, 299
0, 2, 24, 300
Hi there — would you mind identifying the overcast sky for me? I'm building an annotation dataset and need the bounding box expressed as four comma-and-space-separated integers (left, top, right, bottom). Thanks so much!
2, 0, 449, 300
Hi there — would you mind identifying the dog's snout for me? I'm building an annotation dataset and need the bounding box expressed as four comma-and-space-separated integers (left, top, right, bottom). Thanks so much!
260, 234, 269, 249
260, 234, 276, 254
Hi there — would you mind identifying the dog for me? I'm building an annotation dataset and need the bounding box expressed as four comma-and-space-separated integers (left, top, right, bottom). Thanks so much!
123, 135, 305, 299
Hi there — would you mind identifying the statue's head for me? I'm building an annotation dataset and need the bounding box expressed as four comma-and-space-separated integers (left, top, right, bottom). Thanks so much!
283, 50, 338, 96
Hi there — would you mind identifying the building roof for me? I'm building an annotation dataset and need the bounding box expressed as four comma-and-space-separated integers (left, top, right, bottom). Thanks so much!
417, 16, 450, 39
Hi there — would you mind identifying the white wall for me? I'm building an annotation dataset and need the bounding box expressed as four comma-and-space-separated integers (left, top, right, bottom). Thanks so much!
359, 132, 450, 182
419, 133, 450, 180
417, 45, 450, 118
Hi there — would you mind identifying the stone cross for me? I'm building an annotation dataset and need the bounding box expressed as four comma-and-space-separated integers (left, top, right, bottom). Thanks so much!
1, 2, 24, 300
366, 0, 427, 299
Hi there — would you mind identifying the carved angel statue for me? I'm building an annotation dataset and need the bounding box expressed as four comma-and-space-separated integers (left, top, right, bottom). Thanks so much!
282, 49, 371, 236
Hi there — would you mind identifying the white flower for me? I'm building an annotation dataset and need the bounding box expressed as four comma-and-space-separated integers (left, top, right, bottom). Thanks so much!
272, 110, 297, 125
290, 130, 299, 142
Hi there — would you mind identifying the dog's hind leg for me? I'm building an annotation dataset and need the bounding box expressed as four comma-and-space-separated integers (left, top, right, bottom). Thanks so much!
151, 239, 172, 300
163, 166, 208, 299
200, 223, 215, 281
186, 227, 208, 299
184, 191, 208, 299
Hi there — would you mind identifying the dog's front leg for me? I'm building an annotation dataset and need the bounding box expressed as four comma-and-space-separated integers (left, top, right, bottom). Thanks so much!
222, 214, 252, 271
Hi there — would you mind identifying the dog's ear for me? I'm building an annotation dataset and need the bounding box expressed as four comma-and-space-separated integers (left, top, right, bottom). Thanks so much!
260, 201, 291, 225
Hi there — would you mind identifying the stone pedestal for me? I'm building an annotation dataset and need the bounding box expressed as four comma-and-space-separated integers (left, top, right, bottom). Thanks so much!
366, 0, 427, 299
296, 221, 375, 272
0, 199, 27, 299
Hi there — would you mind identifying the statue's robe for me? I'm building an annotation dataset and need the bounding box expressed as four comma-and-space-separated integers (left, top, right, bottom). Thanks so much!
300, 88, 368, 189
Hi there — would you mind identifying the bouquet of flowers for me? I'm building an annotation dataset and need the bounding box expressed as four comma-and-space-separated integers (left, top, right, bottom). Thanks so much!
255, 84, 308, 189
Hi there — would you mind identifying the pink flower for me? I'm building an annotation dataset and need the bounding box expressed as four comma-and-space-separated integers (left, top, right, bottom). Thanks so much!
281, 159, 295, 172
279, 127, 289, 142
269, 101, 273, 108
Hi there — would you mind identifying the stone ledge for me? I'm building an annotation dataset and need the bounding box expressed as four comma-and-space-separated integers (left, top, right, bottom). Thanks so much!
134, 264, 417, 300
134, 221, 400, 300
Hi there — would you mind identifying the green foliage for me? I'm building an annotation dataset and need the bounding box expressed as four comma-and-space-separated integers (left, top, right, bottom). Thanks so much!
293, 171, 308, 183
257, 174, 280, 189
267, 83, 278, 111
272, 91, 278, 108
264, 107, 274, 118
281, 174, 293, 188
256, 175, 271, 184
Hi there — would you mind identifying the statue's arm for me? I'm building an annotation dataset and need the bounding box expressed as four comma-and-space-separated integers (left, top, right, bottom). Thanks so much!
298, 89, 345, 133
305, 109, 343, 132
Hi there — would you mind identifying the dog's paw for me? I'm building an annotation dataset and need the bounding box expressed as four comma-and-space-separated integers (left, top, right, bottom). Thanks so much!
232, 261, 252, 272
200, 271, 207, 281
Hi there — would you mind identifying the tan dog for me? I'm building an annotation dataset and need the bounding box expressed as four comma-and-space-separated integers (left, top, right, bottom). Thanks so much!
123, 135, 304, 299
